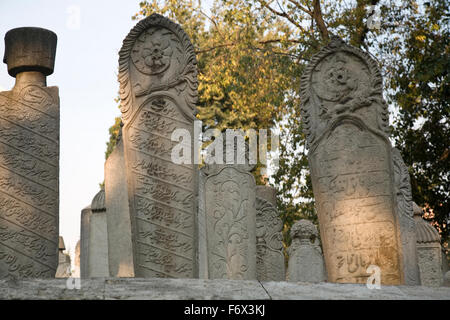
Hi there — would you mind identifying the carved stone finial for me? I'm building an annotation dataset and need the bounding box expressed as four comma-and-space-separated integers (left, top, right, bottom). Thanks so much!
3, 27, 57, 77
287, 219, 326, 282
290, 219, 318, 244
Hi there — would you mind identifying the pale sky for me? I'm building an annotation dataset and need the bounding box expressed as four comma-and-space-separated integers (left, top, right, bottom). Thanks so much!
0, 0, 211, 265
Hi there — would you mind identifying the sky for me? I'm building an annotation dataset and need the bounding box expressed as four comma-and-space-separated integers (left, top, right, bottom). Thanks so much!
0, 0, 210, 265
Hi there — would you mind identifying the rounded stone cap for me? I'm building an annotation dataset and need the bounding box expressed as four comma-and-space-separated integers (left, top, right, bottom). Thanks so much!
91, 189, 106, 213
3, 27, 57, 77
291, 219, 318, 240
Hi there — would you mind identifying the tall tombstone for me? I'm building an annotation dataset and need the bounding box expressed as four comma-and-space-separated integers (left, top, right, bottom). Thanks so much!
0, 27, 59, 279
118, 14, 198, 278
392, 148, 421, 285
300, 37, 404, 284
87, 189, 109, 277
80, 205, 91, 279
198, 135, 257, 280
255, 186, 285, 281
104, 126, 134, 277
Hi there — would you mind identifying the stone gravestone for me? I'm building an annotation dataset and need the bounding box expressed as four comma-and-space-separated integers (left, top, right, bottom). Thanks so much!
300, 37, 404, 284
80, 205, 91, 279
73, 240, 80, 278
104, 125, 134, 277
255, 186, 285, 281
87, 189, 109, 278
118, 14, 198, 278
0, 27, 59, 279
198, 134, 257, 280
392, 148, 421, 285
287, 220, 326, 283
55, 237, 71, 278
413, 202, 443, 287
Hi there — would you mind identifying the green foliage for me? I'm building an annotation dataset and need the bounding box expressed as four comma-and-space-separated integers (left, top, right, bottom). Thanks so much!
105, 116, 122, 160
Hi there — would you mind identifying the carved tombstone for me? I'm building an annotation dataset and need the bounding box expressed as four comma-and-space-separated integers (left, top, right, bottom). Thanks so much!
80, 205, 91, 279
287, 220, 326, 283
55, 237, 71, 278
73, 240, 80, 278
0, 27, 59, 279
392, 148, 421, 285
88, 189, 109, 278
198, 135, 257, 280
255, 186, 285, 281
300, 37, 404, 284
413, 202, 443, 287
118, 14, 198, 278
104, 125, 134, 277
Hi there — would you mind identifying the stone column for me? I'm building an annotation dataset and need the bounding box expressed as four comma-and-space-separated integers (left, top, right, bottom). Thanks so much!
0, 27, 59, 279
255, 186, 285, 281
104, 127, 134, 277
300, 37, 404, 284
118, 14, 198, 278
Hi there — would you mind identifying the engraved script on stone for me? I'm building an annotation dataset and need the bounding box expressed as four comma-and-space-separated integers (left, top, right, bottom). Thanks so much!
0, 85, 59, 279
300, 37, 403, 285
118, 14, 198, 278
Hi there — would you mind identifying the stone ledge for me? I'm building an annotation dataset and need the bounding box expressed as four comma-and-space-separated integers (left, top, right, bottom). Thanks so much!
1, 278, 449, 300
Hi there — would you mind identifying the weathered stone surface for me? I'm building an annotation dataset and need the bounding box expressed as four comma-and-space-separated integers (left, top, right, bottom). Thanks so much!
3, 27, 57, 76
55, 253, 71, 278
55, 236, 71, 278
199, 161, 257, 280
300, 37, 403, 285
104, 132, 134, 277
118, 13, 198, 278
0, 278, 104, 300
0, 27, 59, 279
255, 185, 277, 207
444, 271, 450, 287
255, 186, 285, 281
287, 220, 326, 283
88, 189, 109, 278
73, 240, 80, 278
104, 278, 268, 300
414, 203, 443, 287
80, 205, 91, 279
392, 148, 421, 285
261, 281, 450, 300
1, 278, 449, 300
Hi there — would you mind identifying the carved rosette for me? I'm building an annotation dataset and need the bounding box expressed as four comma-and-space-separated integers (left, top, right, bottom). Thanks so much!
300, 38, 404, 285
300, 37, 389, 147
118, 13, 198, 125
118, 14, 198, 278
255, 197, 285, 281
0, 86, 59, 279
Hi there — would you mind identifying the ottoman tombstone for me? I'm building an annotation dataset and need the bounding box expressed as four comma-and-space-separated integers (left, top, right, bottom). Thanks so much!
0, 27, 59, 279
